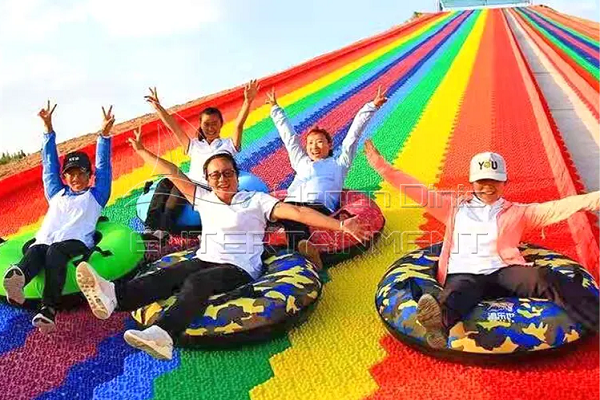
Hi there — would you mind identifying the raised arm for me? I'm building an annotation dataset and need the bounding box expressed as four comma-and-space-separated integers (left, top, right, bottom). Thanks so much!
267, 88, 310, 170
337, 86, 387, 169
38, 100, 64, 199
271, 202, 370, 242
524, 191, 600, 230
91, 106, 115, 207
364, 140, 454, 223
128, 127, 197, 204
232, 80, 259, 151
145, 87, 191, 151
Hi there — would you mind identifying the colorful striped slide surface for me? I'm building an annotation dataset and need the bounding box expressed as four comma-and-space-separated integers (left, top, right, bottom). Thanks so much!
0, 7, 598, 400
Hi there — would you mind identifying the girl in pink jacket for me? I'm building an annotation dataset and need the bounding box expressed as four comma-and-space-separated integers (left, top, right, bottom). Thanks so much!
364, 140, 599, 349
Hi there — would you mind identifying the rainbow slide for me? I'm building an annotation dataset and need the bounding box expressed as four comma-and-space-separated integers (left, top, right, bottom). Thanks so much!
0, 7, 598, 400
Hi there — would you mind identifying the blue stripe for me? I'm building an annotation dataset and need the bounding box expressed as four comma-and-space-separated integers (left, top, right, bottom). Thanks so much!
276, 10, 476, 190
519, 8, 599, 68
0, 303, 29, 333
35, 320, 139, 400
526, 8, 600, 53
236, 12, 467, 173
92, 343, 180, 400
0, 311, 34, 355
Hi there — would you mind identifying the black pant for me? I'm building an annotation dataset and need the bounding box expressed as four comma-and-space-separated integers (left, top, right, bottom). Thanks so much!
145, 178, 196, 233
115, 259, 252, 336
438, 265, 599, 332
281, 202, 331, 250
18, 240, 89, 308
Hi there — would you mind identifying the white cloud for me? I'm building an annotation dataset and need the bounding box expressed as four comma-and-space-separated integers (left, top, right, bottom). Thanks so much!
86, 0, 221, 38
0, 75, 151, 154
0, 0, 221, 42
0, 0, 87, 42
0, 54, 86, 91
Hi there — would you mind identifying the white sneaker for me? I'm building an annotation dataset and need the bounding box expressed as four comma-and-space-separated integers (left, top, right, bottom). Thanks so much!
3, 265, 25, 305
75, 262, 117, 320
124, 325, 174, 360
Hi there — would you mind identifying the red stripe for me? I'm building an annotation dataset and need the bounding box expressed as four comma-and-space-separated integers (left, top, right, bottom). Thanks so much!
416, 7, 497, 244
518, 9, 599, 92
369, 334, 599, 400
492, 10, 579, 264
370, 12, 599, 399
0, 310, 127, 399
505, 10, 599, 276
251, 12, 469, 187
509, 9, 599, 120
533, 6, 600, 41
0, 14, 444, 238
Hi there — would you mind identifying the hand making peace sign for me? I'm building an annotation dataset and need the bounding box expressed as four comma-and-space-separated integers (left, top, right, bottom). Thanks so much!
265, 87, 278, 106
144, 87, 161, 109
38, 100, 57, 133
373, 85, 388, 109
127, 126, 144, 152
100, 105, 116, 137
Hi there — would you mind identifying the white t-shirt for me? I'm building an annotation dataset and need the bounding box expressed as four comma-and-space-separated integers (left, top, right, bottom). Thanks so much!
270, 102, 377, 212
35, 189, 102, 248
187, 137, 238, 184
193, 189, 280, 279
447, 197, 508, 275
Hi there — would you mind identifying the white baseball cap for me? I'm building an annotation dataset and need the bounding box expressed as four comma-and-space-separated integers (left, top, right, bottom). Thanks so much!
469, 152, 507, 182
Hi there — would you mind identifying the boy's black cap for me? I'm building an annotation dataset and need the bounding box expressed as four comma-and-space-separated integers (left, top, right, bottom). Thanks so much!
61, 151, 91, 174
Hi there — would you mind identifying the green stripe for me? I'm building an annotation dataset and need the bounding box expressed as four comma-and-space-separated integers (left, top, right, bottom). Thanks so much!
148, 13, 473, 400
239, 13, 455, 149
152, 337, 290, 400
346, 11, 479, 191
529, 8, 599, 48
518, 9, 599, 79
102, 188, 144, 224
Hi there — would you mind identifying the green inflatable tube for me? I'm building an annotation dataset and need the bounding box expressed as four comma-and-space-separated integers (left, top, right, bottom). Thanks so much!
0, 219, 145, 301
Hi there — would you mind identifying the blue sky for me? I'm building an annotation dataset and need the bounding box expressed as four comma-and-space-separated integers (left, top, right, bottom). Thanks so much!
0, 0, 598, 154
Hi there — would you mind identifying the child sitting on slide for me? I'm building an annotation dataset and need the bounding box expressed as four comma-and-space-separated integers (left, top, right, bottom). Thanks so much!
3, 101, 115, 333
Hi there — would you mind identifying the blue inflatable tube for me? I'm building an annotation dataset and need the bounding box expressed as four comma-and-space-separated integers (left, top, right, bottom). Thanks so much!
136, 172, 269, 229
238, 171, 269, 193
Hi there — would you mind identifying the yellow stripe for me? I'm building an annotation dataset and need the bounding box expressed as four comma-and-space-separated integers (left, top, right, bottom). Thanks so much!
251, 10, 487, 400
7, 14, 452, 240
8, 135, 188, 238
219, 12, 454, 137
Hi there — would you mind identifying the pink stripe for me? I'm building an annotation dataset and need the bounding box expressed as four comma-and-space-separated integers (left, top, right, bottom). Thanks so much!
0, 309, 126, 399
251, 13, 469, 183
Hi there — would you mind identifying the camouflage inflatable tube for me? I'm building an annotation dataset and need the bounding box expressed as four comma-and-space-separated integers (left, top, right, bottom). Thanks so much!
132, 250, 322, 348
376, 243, 599, 360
